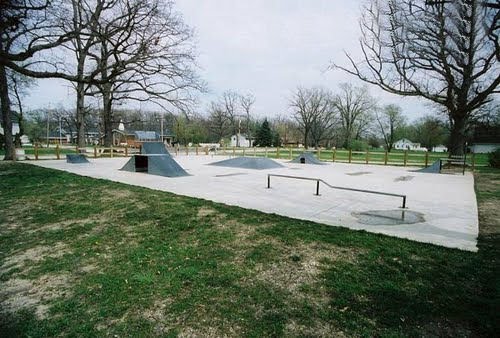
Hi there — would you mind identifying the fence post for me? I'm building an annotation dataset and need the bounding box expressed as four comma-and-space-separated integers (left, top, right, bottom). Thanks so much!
94, 146, 97, 158
186, 146, 189, 156
424, 152, 429, 167
332, 148, 336, 162
205, 146, 208, 155
254, 147, 256, 157
404, 150, 408, 166
317, 148, 321, 160
265, 147, 268, 157
384, 151, 388, 165
471, 152, 475, 171
276, 147, 280, 159
196, 146, 198, 155
56, 144, 60, 160
348, 149, 352, 163
232, 146, 235, 156
223, 145, 226, 155
125, 145, 128, 157
35, 143, 39, 160
242, 147, 245, 156
110, 145, 113, 158
365, 149, 369, 164
289, 147, 292, 159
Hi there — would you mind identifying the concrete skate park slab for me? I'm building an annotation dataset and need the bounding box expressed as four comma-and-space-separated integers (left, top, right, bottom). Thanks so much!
30, 155, 478, 251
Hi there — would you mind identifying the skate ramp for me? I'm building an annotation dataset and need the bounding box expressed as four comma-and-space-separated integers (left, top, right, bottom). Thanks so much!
121, 154, 188, 177
290, 152, 326, 165
66, 154, 90, 164
209, 157, 284, 170
141, 142, 170, 155
414, 160, 441, 173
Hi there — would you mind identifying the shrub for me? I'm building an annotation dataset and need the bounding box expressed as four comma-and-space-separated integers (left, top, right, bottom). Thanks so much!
349, 139, 369, 151
488, 149, 500, 168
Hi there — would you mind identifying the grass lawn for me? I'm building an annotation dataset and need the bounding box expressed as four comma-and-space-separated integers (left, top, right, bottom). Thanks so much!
0, 163, 498, 337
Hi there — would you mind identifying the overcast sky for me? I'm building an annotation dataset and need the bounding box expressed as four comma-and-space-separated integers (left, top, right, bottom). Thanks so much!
26, 0, 429, 121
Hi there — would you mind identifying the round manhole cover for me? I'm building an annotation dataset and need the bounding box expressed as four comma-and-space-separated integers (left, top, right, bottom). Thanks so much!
352, 210, 425, 226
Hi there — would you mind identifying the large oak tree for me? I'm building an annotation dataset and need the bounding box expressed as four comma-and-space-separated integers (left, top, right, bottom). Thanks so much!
333, 0, 499, 155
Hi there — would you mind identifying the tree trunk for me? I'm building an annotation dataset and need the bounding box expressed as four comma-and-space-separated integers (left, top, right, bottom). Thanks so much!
303, 128, 309, 149
102, 85, 113, 147
0, 64, 14, 160
448, 114, 467, 156
76, 82, 86, 147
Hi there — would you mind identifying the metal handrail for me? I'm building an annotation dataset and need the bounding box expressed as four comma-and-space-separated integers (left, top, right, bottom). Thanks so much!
267, 174, 407, 208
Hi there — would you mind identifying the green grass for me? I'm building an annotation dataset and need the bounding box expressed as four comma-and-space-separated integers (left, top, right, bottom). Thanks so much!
0, 163, 498, 337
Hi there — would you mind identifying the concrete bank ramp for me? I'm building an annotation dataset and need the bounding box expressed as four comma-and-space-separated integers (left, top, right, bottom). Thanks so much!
413, 160, 441, 173
209, 157, 284, 170
141, 142, 170, 155
121, 154, 188, 177
290, 152, 326, 165
66, 154, 89, 164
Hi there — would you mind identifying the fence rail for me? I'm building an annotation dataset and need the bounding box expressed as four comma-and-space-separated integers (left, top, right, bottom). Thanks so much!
19, 144, 483, 169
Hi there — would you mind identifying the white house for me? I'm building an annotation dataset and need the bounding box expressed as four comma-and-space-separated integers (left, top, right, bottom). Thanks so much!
432, 145, 448, 152
469, 143, 500, 154
0, 122, 30, 145
394, 138, 428, 151
230, 134, 253, 148
0, 122, 20, 135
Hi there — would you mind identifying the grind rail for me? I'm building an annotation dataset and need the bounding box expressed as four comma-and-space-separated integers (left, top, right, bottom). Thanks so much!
267, 174, 407, 208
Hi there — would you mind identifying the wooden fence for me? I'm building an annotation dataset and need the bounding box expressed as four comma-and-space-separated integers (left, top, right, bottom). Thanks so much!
27, 144, 479, 169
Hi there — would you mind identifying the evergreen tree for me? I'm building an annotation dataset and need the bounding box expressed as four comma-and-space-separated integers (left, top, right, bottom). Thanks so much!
255, 119, 272, 147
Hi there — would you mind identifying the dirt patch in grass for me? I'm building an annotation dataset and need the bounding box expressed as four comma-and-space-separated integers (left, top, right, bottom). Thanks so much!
28, 216, 103, 234
1, 242, 70, 274
285, 320, 347, 337
475, 172, 500, 237
0, 273, 72, 319
252, 242, 361, 294
99, 188, 133, 203
197, 207, 217, 218
478, 201, 500, 236
141, 298, 241, 337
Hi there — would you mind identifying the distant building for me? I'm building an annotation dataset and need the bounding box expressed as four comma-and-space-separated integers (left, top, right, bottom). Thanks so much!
394, 138, 428, 151
112, 129, 174, 147
469, 143, 500, 154
432, 145, 448, 152
230, 134, 253, 147
1, 122, 31, 145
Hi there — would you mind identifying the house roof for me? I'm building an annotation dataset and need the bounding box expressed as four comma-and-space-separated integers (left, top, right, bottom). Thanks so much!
113, 128, 174, 137
395, 138, 414, 144
134, 131, 159, 140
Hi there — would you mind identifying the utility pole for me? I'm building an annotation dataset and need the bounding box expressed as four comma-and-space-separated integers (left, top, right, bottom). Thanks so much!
59, 116, 62, 145
160, 115, 164, 144
46, 110, 50, 148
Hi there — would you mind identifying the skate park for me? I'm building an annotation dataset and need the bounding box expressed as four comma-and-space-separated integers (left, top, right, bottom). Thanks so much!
31, 145, 479, 252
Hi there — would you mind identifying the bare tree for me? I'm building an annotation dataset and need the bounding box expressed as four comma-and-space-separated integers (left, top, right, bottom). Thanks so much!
220, 91, 240, 145
333, 83, 376, 149
66, 0, 109, 147
332, 0, 500, 156
208, 101, 229, 142
290, 87, 334, 149
85, 0, 201, 147
7, 70, 36, 147
376, 104, 406, 152
240, 93, 255, 140
0, 0, 87, 159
